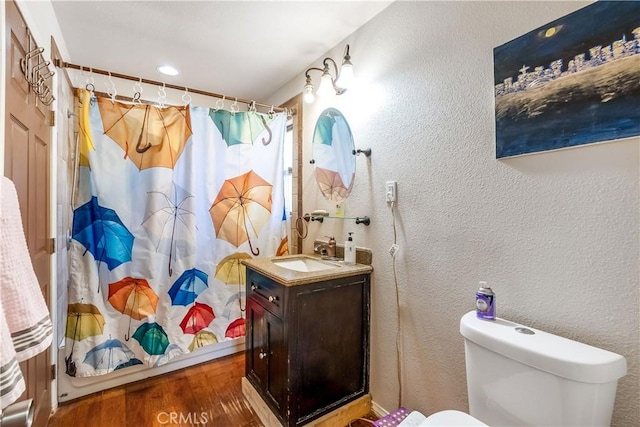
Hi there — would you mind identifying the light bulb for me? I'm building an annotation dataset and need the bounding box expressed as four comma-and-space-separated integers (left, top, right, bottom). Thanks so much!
335, 61, 354, 89
316, 71, 335, 97
303, 83, 315, 103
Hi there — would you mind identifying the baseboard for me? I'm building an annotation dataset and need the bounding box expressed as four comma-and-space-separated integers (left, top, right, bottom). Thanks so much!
243, 377, 372, 427
371, 400, 389, 418
242, 377, 283, 427
310, 394, 371, 427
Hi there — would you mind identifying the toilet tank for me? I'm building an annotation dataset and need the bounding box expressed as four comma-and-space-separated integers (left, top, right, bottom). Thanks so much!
460, 311, 626, 426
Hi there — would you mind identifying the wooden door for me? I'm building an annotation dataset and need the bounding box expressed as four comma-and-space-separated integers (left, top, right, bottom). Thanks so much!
4, 1, 52, 425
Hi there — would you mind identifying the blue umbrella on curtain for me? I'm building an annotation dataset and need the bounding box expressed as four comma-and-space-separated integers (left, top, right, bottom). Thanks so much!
83, 339, 134, 372
168, 268, 208, 306
115, 358, 143, 370
72, 197, 134, 292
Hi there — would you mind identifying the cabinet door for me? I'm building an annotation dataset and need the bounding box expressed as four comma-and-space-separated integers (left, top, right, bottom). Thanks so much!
246, 299, 267, 389
293, 278, 368, 422
246, 299, 286, 417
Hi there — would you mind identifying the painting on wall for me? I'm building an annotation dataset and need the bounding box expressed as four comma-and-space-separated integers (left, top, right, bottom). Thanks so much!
493, 1, 640, 158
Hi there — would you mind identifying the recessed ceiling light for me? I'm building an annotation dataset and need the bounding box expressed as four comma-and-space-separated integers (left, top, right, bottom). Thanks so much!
156, 65, 179, 76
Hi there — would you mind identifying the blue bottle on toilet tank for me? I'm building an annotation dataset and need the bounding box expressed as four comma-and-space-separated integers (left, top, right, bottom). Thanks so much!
476, 282, 495, 320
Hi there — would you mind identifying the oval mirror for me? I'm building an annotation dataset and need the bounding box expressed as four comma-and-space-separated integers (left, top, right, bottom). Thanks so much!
311, 108, 356, 204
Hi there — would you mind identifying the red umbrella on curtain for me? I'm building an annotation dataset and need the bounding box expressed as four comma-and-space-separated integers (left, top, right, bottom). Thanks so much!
225, 318, 246, 339
179, 302, 215, 334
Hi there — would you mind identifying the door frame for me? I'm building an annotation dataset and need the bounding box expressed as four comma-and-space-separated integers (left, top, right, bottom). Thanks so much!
3, 0, 58, 420
280, 95, 303, 255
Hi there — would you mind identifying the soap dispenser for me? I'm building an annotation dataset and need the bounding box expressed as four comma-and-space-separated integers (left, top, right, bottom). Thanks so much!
344, 232, 356, 265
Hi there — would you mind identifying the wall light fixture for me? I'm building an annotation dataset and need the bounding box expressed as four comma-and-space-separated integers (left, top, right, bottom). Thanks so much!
303, 44, 354, 103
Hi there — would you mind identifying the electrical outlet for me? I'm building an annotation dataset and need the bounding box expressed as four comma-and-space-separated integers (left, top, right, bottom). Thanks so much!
385, 181, 397, 203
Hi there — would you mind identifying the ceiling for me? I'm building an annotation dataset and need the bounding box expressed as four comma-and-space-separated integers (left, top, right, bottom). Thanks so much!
51, 1, 393, 102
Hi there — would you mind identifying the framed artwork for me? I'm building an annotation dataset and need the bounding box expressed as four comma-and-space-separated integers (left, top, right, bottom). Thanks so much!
494, 1, 640, 158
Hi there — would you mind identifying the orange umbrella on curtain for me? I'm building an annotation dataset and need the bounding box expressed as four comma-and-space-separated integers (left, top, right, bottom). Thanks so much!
276, 237, 288, 256
210, 170, 272, 256
108, 277, 159, 341
313, 166, 352, 202
276, 212, 289, 256
97, 97, 192, 170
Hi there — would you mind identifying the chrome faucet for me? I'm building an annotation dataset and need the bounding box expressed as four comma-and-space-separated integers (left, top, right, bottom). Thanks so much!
314, 237, 336, 258
314, 243, 328, 257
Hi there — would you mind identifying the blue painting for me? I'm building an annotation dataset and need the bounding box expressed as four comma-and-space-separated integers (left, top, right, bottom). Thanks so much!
494, 1, 640, 158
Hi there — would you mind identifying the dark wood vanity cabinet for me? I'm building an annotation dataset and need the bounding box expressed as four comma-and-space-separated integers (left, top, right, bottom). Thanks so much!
245, 268, 371, 427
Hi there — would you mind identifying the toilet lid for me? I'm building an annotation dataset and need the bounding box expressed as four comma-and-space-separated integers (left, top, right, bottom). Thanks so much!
423, 410, 488, 426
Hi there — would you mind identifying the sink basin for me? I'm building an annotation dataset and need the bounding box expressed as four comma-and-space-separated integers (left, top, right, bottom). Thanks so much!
272, 256, 341, 273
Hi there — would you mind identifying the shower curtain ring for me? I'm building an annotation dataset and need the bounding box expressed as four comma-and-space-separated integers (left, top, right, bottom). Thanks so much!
214, 95, 225, 111
182, 88, 191, 106
158, 83, 167, 109
86, 68, 95, 97
133, 78, 143, 104
106, 71, 117, 102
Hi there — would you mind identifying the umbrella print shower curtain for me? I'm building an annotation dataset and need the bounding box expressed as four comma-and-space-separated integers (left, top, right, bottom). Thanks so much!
66, 90, 287, 377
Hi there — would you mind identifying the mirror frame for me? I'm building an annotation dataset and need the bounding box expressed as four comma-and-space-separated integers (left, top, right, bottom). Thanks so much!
311, 108, 356, 204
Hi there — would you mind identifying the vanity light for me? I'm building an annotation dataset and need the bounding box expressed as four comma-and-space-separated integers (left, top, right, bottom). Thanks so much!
303, 77, 315, 103
156, 64, 179, 76
303, 44, 354, 103
334, 47, 354, 89
316, 70, 335, 97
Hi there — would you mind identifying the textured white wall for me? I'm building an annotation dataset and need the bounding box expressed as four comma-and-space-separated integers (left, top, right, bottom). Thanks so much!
268, 2, 639, 425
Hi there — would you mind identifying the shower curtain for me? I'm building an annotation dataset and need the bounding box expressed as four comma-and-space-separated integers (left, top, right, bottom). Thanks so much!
65, 90, 288, 377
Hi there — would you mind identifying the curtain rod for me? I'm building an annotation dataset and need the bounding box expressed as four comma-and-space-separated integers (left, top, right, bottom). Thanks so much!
54, 59, 285, 112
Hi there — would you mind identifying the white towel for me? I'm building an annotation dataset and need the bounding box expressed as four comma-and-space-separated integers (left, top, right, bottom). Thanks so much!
1, 177, 52, 363
0, 294, 26, 410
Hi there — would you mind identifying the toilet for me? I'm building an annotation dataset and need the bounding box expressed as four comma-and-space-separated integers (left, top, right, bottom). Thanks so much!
400, 311, 627, 426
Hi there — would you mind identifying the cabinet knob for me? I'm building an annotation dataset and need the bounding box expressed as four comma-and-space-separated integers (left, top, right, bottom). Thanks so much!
268, 295, 277, 303
258, 351, 267, 360
251, 285, 257, 291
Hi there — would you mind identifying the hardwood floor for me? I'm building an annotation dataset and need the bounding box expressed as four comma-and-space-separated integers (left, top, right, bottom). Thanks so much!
48, 352, 377, 427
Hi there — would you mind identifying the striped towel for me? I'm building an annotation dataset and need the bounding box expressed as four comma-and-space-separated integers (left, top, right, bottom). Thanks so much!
0, 177, 52, 409
0, 294, 25, 410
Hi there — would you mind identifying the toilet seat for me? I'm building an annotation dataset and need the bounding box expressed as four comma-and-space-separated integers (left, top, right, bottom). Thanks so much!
398, 410, 488, 426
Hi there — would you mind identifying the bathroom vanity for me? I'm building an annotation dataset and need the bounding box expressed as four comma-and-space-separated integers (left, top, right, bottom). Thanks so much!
242, 256, 373, 427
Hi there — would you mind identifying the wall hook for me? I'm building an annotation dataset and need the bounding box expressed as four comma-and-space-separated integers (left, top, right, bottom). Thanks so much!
352, 148, 372, 157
